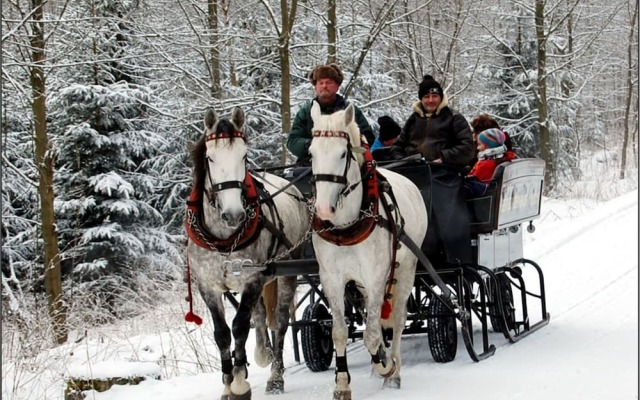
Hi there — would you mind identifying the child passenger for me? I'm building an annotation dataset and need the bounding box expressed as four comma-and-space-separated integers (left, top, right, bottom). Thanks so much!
465, 128, 516, 196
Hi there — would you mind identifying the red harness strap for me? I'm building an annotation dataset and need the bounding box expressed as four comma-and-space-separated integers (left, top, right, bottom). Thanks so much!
311, 149, 379, 246
379, 194, 398, 320
185, 172, 262, 252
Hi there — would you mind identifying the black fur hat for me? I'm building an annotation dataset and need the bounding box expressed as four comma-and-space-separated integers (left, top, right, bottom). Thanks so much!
418, 75, 443, 99
377, 116, 401, 141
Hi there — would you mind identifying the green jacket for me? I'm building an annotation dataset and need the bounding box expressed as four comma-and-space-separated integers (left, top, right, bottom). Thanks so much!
287, 95, 375, 159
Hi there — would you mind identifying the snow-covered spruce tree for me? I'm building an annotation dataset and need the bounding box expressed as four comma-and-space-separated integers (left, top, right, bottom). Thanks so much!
48, 0, 181, 321
1, 101, 41, 329
476, 8, 540, 159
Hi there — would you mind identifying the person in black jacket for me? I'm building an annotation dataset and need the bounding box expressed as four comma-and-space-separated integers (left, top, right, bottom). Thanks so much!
391, 75, 475, 265
390, 75, 474, 170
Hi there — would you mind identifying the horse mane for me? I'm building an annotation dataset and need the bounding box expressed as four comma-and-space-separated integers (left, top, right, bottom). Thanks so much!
189, 116, 247, 195
346, 118, 365, 165
189, 134, 207, 196
346, 117, 361, 149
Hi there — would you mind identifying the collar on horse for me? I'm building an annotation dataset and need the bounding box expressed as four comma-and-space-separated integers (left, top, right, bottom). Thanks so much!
310, 137, 380, 246
185, 172, 263, 253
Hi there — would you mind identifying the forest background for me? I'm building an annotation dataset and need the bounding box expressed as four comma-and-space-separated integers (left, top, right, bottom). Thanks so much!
1, 0, 638, 354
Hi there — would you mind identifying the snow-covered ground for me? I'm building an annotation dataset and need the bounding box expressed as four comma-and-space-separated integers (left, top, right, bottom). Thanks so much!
3, 190, 638, 400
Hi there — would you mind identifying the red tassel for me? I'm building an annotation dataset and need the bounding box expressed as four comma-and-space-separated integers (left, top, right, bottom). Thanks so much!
185, 311, 203, 325
381, 300, 392, 320
184, 254, 203, 326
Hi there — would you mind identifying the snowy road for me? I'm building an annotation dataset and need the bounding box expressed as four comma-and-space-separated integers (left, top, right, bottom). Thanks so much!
81, 191, 640, 400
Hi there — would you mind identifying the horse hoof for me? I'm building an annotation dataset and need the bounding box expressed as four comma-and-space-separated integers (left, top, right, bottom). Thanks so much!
333, 389, 352, 400
383, 376, 401, 389
380, 361, 397, 378
265, 380, 284, 394
229, 389, 251, 400
373, 360, 396, 378
254, 347, 274, 368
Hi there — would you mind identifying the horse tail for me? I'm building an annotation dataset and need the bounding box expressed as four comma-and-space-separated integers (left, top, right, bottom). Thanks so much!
262, 280, 278, 331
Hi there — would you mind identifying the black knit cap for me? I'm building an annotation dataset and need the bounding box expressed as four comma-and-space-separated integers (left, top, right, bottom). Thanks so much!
418, 75, 443, 99
377, 116, 401, 141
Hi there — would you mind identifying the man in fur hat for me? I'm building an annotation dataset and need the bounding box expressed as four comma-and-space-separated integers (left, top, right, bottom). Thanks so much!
390, 75, 474, 169
287, 63, 375, 160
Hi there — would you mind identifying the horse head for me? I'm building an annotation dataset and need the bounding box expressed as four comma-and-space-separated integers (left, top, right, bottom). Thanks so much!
309, 101, 364, 222
201, 107, 249, 228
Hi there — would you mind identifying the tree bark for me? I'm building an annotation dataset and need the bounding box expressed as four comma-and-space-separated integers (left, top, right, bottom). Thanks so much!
535, 0, 554, 194
327, 0, 337, 64
619, 0, 638, 180
208, 0, 222, 98
30, 0, 67, 344
278, 0, 297, 165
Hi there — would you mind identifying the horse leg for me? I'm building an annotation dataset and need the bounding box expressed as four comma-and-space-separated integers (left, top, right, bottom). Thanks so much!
381, 266, 415, 389
201, 289, 234, 400
383, 281, 410, 388
252, 296, 274, 368
229, 277, 266, 400
322, 279, 351, 400
362, 285, 395, 381
265, 276, 296, 394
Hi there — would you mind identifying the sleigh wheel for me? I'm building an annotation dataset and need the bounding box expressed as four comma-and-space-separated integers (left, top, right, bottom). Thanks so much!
301, 301, 333, 372
488, 273, 516, 333
427, 295, 458, 363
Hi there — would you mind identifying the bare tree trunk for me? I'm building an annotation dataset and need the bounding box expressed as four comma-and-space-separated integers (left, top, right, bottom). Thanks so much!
619, 0, 638, 180
208, 0, 222, 98
327, 0, 337, 63
535, 0, 554, 194
276, 0, 297, 165
220, 0, 237, 86
30, 0, 67, 344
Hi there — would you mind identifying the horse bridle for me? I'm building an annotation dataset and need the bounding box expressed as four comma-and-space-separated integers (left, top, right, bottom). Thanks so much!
309, 130, 356, 199
204, 130, 248, 207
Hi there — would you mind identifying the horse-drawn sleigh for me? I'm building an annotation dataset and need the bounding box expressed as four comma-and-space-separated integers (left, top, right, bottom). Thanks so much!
184, 105, 550, 400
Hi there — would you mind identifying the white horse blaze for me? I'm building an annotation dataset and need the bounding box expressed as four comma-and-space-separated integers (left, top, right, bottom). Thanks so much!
313, 181, 339, 220
205, 138, 248, 228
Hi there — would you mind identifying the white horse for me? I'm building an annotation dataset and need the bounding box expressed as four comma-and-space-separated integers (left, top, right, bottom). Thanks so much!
185, 107, 308, 400
308, 101, 428, 400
